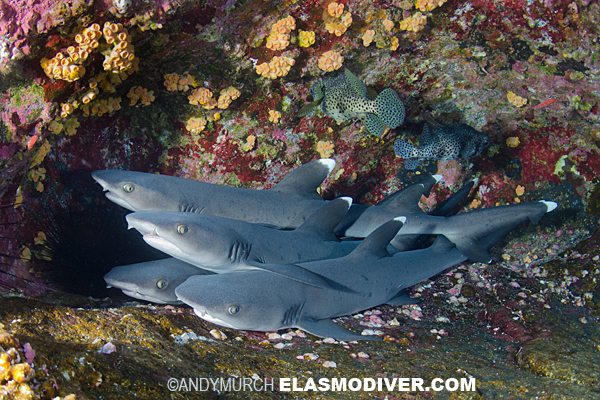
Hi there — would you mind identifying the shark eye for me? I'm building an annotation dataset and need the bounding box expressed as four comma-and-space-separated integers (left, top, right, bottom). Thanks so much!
156, 279, 167, 289
123, 183, 134, 193
177, 224, 189, 234
228, 305, 240, 315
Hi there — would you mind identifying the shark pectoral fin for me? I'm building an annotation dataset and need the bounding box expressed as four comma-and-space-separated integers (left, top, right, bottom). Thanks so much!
298, 318, 381, 341
451, 236, 493, 263
295, 197, 352, 240
247, 221, 283, 229
362, 114, 386, 137
270, 158, 335, 199
248, 262, 355, 293
386, 290, 421, 306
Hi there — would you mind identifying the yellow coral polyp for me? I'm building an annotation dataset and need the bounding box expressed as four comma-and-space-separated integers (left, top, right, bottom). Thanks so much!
271, 16, 296, 34
255, 56, 295, 79
63, 117, 80, 136
266, 31, 290, 51
399, 12, 427, 32
390, 37, 399, 51
362, 29, 376, 46
507, 91, 528, 107
240, 135, 256, 152
48, 120, 64, 135
188, 87, 218, 109
318, 50, 344, 72
41, 21, 137, 82
217, 86, 241, 109
268, 110, 282, 124
127, 86, 155, 106
328, 2, 344, 18
415, 0, 447, 12
506, 136, 520, 147
316, 140, 335, 158
298, 30, 316, 47
325, 11, 352, 36
382, 19, 394, 31
186, 117, 207, 134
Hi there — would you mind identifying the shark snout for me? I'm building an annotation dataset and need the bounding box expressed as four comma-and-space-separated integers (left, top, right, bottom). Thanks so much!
91, 172, 109, 191
125, 214, 160, 236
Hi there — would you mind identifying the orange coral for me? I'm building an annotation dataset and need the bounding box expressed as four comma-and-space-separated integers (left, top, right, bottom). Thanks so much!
188, 88, 218, 109
186, 117, 207, 134
127, 86, 155, 106
268, 110, 282, 124
271, 16, 296, 34
415, 0, 447, 12
399, 12, 427, 32
266, 31, 290, 51
318, 50, 344, 72
255, 56, 295, 79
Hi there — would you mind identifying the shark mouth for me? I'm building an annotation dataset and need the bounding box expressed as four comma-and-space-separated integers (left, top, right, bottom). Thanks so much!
104, 191, 137, 211
193, 308, 235, 329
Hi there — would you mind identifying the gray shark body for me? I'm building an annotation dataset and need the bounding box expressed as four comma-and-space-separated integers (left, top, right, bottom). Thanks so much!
126, 198, 361, 291
175, 199, 555, 341
92, 159, 335, 229
104, 258, 213, 304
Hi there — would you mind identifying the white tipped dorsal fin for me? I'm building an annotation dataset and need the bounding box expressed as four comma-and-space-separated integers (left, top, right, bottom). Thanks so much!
270, 159, 335, 199
540, 200, 557, 212
348, 218, 405, 259
432, 174, 443, 183
295, 197, 352, 240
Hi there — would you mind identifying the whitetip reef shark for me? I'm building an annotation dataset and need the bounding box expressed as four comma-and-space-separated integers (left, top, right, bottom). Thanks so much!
92, 159, 334, 229
125, 198, 362, 292
174, 200, 556, 341
104, 258, 213, 304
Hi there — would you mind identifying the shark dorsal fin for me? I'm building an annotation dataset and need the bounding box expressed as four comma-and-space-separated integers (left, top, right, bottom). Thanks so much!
295, 197, 352, 240
344, 69, 368, 97
377, 175, 441, 209
376, 183, 427, 215
270, 159, 335, 199
348, 217, 405, 259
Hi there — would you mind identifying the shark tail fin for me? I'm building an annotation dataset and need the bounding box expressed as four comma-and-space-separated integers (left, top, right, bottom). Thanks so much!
295, 197, 352, 240
270, 159, 335, 199
374, 88, 405, 129
348, 217, 406, 259
440, 201, 557, 263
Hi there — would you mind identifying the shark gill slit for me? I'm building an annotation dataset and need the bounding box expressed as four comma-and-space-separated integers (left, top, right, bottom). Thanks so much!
281, 302, 305, 327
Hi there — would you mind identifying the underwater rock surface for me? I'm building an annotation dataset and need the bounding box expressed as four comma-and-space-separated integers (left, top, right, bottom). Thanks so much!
1, 0, 600, 398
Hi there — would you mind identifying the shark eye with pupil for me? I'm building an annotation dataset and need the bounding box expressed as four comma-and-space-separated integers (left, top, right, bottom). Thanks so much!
156, 279, 167, 289
123, 183, 134, 193
177, 224, 189, 234
228, 305, 240, 315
